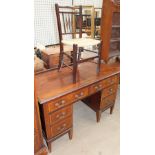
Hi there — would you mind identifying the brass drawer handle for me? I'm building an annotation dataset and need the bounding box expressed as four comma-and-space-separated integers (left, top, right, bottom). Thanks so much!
55, 100, 65, 107
109, 88, 113, 93
62, 123, 67, 127
94, 84, 102, 90
57, 123, 67, 131
62, 112, 66, 116
75, 92, 84, 99
56, 112, 66, 119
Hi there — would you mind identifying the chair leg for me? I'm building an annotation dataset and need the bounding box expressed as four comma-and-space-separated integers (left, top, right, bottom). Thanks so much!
58, 43, 64, 71
73, 44, 78, 83
78, 47, 83, 61
97, 42, 102, 73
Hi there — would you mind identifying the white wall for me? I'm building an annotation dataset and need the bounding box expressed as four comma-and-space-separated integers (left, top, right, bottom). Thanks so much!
34, 0, 103, 46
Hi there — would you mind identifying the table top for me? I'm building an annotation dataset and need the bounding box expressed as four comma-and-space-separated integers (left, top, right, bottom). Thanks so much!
35, 62, 120, 104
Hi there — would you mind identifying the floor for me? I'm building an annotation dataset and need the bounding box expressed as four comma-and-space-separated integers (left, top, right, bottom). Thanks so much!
48, 87, 120, 155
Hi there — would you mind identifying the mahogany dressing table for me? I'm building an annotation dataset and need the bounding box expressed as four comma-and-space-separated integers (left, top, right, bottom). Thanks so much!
35, 62, 120, 152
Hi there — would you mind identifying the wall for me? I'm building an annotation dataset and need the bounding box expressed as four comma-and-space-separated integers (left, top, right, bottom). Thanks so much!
34, 0, 103, 46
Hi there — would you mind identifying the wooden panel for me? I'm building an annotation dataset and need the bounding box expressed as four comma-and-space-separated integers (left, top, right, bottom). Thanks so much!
100, 0, 120, 62
71, 87, 89, 102
49, 116, 72, 138
101, 94, 116, 109
34, 78, 48, 155
101, 75, 118, 88
49, 105, 72, 125
111, 26, 120, 38
89, 81, 103, 95
47, 95, 72, 113
41, 45, 72, 69
112, 12, 120, 25
102, 84, 117, 98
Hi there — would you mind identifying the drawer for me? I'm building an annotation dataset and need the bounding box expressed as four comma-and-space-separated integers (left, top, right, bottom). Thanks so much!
51, 116, 72, 138
71, 87, 89, 102
102, 84, 117, 98
47, 95, 72, 113
49, 105, 72, 125
102, 75, 118, 88
101, 94, 116, 109
89, 81, 103, 94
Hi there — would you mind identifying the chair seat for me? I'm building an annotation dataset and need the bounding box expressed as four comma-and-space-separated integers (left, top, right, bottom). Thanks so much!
62, 38, 101, 47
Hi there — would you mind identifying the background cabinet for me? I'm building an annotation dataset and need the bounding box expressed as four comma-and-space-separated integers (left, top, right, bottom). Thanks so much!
100, 0, 120, 63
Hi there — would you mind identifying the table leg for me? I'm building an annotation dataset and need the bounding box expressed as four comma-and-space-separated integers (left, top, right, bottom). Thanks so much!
96, 110, 101, 122
47, 141, 52, 153
68, 128, 73, 140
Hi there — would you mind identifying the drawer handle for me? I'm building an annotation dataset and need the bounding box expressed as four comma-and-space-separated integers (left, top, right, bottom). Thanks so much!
75, 92, 84, 99
57, 123, 67, 131
55, 100, 65, 107
109, 88, 113, 93
94, 84, 102, 90
56, 112, 66, 119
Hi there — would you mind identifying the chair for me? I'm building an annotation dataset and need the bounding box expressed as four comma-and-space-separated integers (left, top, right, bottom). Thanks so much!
55, 4, 102, 83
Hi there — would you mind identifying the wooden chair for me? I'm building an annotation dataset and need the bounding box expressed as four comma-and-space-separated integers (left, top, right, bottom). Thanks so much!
55, 4, 102, 83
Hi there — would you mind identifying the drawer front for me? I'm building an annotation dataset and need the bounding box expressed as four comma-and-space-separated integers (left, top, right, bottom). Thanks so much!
102, 75, 118, 88
101, 94, 116, 109
89, 81, 103, 94
49, 105, 72, 125
51, 116, 72, 138
71, 87, 89, 102
47, 95, 72, 113
102, 84, 117, 98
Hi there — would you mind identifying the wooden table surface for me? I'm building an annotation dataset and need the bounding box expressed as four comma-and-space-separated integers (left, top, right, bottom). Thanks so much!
35, 62, 120, 104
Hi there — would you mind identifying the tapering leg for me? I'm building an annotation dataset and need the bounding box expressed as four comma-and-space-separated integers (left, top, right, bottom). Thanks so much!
110, 105, 115, 114
68, 128, 73, 140
96, 110, 101, 123
58, 43, 64, 71
47, 141, 52, 153
73, 44, 78, 83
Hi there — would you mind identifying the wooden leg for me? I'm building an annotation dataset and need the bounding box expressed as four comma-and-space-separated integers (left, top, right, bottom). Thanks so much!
47, 141, 52, 153
110, 105, 115, 114
78, 47, 83, 61
73, 44, 78, 83
96, 111, 101, 122
68, 128, 73, 140
58, 43, 64, 70
70, 51, 73, 63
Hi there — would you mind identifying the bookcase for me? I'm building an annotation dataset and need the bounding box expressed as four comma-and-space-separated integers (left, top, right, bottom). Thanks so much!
100, 0, 120, 63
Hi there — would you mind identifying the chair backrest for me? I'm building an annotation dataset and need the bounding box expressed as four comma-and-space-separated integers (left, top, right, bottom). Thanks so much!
55, 4, 83, 43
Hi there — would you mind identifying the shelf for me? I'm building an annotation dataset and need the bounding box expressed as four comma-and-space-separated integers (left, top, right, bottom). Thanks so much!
110, 38, 120, 42
112, 25, 120, 28
109, 50, 120, 58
